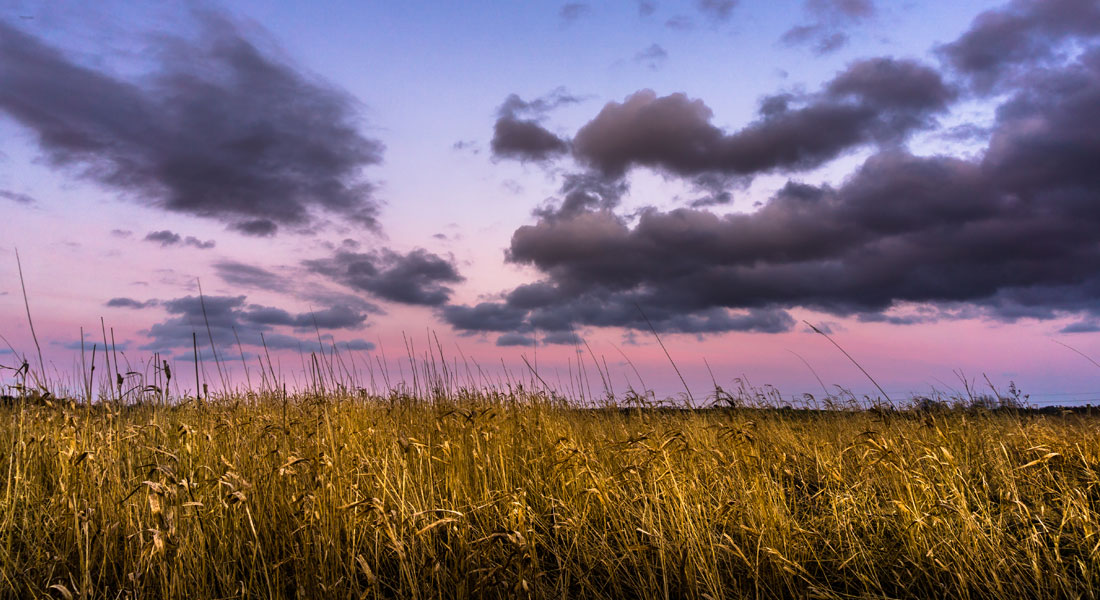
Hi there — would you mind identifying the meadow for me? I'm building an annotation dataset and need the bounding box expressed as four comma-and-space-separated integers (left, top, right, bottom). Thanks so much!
2, 363, 1099, 599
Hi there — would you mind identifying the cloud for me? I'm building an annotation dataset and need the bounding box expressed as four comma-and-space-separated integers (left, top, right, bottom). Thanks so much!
491, 118, 570, 162
240, 303, 367, 330
477, 46, 1100, 330
560, 3, 589, 23
0, 14, 383, 236
144, 230, 181, 246
806, 0, 873, 19
140, 294, 367, 352
1061, 321, 1100, 334
781, 0, 875, 55
441, 302, 530, 333
636, 1, 657, 17
696, 0, 737, 23
53, 338, 131, 352
665, 15, 694, 30
571, 58, 953, 179
0, 189, 35, 205
496, 333, 535, 347
492, 329, 584, 347
143, 230, 216, 249
106, 297, 158, 309
305, 248, 463, 306
633, 43, 669, 70
490, 90, 578, 162
110, 229, 132, 238
535, 172, 629, 219
213, 261, 287, 291
452, 140, 479, 154
938, 0, 1100, 92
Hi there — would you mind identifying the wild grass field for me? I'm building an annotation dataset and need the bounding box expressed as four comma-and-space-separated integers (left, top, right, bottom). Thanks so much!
2, 372, 1100, 599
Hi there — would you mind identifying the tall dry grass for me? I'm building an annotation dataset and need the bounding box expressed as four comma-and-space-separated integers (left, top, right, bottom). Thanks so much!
1, 388, 1099, 599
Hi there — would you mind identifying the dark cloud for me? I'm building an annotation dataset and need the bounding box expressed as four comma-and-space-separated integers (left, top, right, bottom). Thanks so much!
1061, 321, 1100, 334
0, 189, 35, 204
491, 118, 569, 162
230, 219, 278, 237
110, 229, 132, 238
481, 47, 1100, 330
143, 230, 215, 249
490, 90, 578, 162
633, 43, 668, 70
106, 297, 158, 309
559, 3, 589, 23
240, 303, 367, 330
213, 261, 287, 291
636, 1, 657, 17
696, 0, 737, 23
442, 302, 530, 333
938, 0, 1100, 92
0, 15, 383, 235
144, 230, 181, 246
535, 172, 629, 219
141, 294, 367, 352
571, 58, 953, 179
305, 248, 463, 306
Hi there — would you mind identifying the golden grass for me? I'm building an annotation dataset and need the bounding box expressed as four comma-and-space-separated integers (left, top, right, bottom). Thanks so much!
2, 392, 1099, 598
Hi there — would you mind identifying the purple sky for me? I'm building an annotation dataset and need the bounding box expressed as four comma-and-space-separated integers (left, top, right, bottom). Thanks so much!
3, 0, 1100, 404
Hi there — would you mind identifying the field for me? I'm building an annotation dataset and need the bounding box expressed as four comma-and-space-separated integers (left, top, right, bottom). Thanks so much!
2, 382, 1100, 599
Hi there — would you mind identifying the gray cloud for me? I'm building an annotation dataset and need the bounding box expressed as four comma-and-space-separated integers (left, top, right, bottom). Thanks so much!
782, 0, 874, 54
305, 248, 463, 306
143, 229, 215, 249
490, 90, 579, 162
213, 261, 288, 291
482, 46, 1100, 331
441, 302, 529, 333
0, 14, 383, 236
443, 37, 1100, 337
571, 58, 953, 180
496, 333, 534, 347
938, 0, 1100, 92
0, 189, 35, 205
141, 294, 368, 352
106, 297, 158, 309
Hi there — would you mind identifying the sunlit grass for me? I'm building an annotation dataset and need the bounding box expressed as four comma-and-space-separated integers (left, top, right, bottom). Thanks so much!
1, 384, 1099, 599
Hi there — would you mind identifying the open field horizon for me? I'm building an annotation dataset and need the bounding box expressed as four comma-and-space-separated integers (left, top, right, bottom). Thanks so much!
2, 389, 1100, 599
5, 0, 1100, 596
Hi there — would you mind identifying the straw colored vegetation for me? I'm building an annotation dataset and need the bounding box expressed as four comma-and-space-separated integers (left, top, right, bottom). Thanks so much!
1, 389, 1099, 600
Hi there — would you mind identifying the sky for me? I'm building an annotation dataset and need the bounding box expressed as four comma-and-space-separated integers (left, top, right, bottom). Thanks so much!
2, 0, 1100, 405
